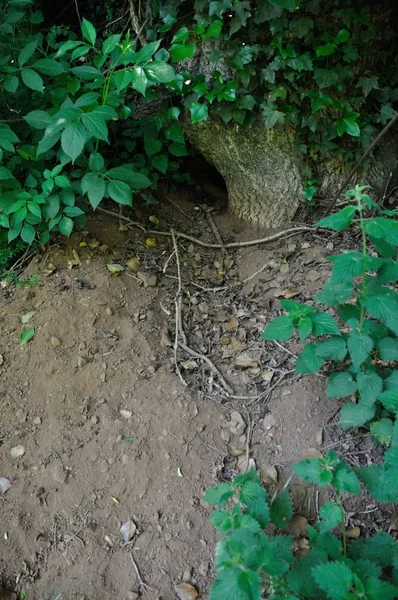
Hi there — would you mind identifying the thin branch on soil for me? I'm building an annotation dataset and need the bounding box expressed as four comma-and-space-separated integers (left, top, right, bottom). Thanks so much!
97, 207, 146, 231
323, 113, 398, 216
172, 229, 187, 346
171, 230, 187, 387
129, 552, 153, 593
273, 341, 298, 359
243, 405, 252, 473
162, 249, 176, 274
202, 206, 226, 253
178, 341, 234, 395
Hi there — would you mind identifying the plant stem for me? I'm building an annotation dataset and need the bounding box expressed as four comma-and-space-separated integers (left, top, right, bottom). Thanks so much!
357, 195, 368, 331
337, 493, 347, 556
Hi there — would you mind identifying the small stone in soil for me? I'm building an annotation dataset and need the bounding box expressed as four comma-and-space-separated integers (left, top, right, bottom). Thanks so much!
53, 463, 67, 484
263, 414, 277, 431
120, 409, 132, 419
137, 271, 157, 288
51, 336, 62, 347
10, 445, 25, 460
33, 416, 42, 425
306, 270, 321, 282
229, 411, 246, 436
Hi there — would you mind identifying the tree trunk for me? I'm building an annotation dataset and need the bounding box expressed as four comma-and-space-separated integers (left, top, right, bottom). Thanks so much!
185, 116, 398, 228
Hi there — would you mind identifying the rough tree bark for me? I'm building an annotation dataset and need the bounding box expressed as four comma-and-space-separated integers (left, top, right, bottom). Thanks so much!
185, 116, 398, 228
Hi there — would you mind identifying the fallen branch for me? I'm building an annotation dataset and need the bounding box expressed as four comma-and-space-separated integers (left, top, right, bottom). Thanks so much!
323, 113, 398, 216
202, 206, 226, 253
171, 230, 187, 387
178, 341, 234, 395
129, 552, 153, 593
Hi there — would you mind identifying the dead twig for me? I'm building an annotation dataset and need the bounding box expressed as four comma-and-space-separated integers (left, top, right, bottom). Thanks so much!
202, 206, 226, 253
130, 552, 153, 593
273, 340, 298, 359
178, 341, 234, 395
323, 113, 398, 216
243, 405, 252, 473
171, 230, 187, 387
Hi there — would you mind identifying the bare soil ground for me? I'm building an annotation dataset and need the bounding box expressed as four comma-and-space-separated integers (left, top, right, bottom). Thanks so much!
0, 192, 395, 600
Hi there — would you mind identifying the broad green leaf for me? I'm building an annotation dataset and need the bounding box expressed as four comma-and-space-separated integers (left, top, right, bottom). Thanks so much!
169, 142, 188, 156
295, 343, 325, 374
18, 37, 40, 67
102, 34, 121, 54
316, 337, 347, 361
262, 316, 294, 341
378, 337, 398, 361
370, 418, 394, 445
106, 166, 150, 190
316, 278, 354, 306
37, 130, 61, 156
171, 27, 189, 44
71, 66, 103, 80
61, 121, 86, 161
317, 503, 342, 533
165, 123, 185, 143
239, 481, 267, 504
152, 154, 168, 174
134, 41, 161, 65
81, 17, 96, 45
316, 43, 336, 57
130, 67, 148, 95
0, 166, 15, 180
204, 482, 233, 506
293, 458, 332, 487
328, 252, 382, 282
210, 568, 260, 600
311, 312, 340, 336
268, 0, 296, 8
58, 216, 73, 237
20, 223, 36, 244
81, 172, 105, 210
259, 535, 293, 576
364, 218, 398, 246
145, 61, 175, 83
31, 58, 64, 76
365, 578, 398, 600
312, 561, 353, 600
314, 68, 339, 89
364, 293, 398, 335
170, 42, 196, 62
347, 331, 373, 369
189, 101, 209, 123
89, 152, 105, 172
290, 17, 313, 39
210, 510, 232, 533
270, 490, 293, 529
144, 136, 162, 158
326, 372, 357, 399
3, 76, 19, 93
20, 327, 35, 345
63, 206, 84, 218
108, 180, 133, 206
24, 110, 51, 129
317, 206, 356, 231
339, 401, 375, 429
21, 68, 43, 92
333, 463, 361, 494
378, 389, 398, 413
357, 372, 383, 405
334, 29, 350, 44
377, 260, 398, 284
54, 40, 83, 58
298, 316, 312, 341
75, 92, 100, 108
114, 69, 130, 91
81, 112, 108, 142
204, 20, 223, 39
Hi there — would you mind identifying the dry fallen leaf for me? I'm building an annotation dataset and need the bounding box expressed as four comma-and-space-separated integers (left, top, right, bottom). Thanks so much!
237, 455, 256, 474
283, 288, 301, 299
107, 263, 125, 275
21, 311, 35, 324
145, 237, 156, 247
120, 519, 137, 542
261, 464, 279, 484
120, 409, 132, 419
231, 449, 245, 457
175, 583, 198, 600
89, 239, 100, 248
300, 448, 323, 460
67, 249, 81, 269
234, 353, 258, 369
181, 360, 198, 370
225, 318, 239, 331
346, 526, 361, 539
41, 263, 56, 276
220, 336, 231, 345
288, 515, 308, 538
261, 369, 274, 382
0, 477, 11, 495
126, 257, 141, 273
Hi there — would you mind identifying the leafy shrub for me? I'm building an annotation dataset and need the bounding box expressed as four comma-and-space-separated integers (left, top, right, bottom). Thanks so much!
206, 466, 398, 600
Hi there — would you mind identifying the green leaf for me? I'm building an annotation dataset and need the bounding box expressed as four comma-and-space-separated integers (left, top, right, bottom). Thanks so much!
152, 154, 168, 174
81, 172, 105, 210
316, 43, 337, 57
328, 253, 382, 283
312, 561, 353, 600
326, 372, 357, 399
81, 17, 96, 45
61, 121, 86, 161
31, 58, 64, 76
108, 180, 133, 206
20, 327, 35, 345
63, 206, 84, 218
54, 40, 83, 58
37, 130, 61, 156
204, 482, 233, 506
20, 223, 36, 244
3, 75, 19, 93
165, 122, 184, 144
364, 218, 398, 246
210, 568, 260, 600
204, 20, 223, 39
144, 136, 162, 158
347, 331, 373, 370
89, 152, 105, 172
58, 216, 73, 237
74, 92, 99, 107
240, 480, 267, 504
316, 279, 354, 306
0, 166, 15, 180
270, 490, 293, 529
170, 42, 196, 62
210, 510, 232, 533
370, 418, 394, 445
295, 343, 325, 374
21, 68, 43, 92
378, 389, 398, 413
134, 41, 161, 65
316, 337, 347, 361
317, 206, 356, 231
364, 293, 398, 335
333, 463, 361, 494
262, 316, 294, 341
314, 68, 339, 89
334, 29, 350, 44
18, 37, 40, 67
145, 61, 176, 83
268, 0, 296, 8
339, 401, 375, 429
311, 312, 340, 336
378, 337, 398, 361
293, 458, 332, 487
290, 17, 313, 39
130, 67, 148, 95
357, 372, 383, 406
169, 142, 188, 157
189, 102, 209, 123
24, 109, 51, 130
298, 316, 313, 341
81, 112, 108, 142
318, 503, 342, 533
71, 66, 103, 80
102, 34, 121, 55
106, 166, 150, 190
365, 578, 398, 600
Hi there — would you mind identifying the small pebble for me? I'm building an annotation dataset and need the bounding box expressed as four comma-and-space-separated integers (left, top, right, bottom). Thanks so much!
263, 414, 277, 431
33, 416, 42, 425
120, 409, 132, 419
77, 356, 87, 368
51, 336, 62, 347
91, 415, 99, 425
306, 270, 321, 282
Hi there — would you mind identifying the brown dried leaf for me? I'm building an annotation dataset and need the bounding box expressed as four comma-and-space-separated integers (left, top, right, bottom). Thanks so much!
261, 464, 278, 484
346, 527, 361, 539
126, 257, 141, 273
220, 336, 231, 345
41, 263, 56, 276
175, 583, 198, 600
288, 515, 308, 538
283, 289, 300, 299
300, 448, 323, 460
225, 318, 239, 331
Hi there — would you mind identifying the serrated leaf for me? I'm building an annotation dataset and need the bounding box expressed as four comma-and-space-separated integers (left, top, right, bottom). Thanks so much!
318, 503, 342, 533
364, 293, 398, 335
328, 252, 382, 283
293, 458, 332, 487
339, 401, 375, 429
312, 561, 353, 600
378, 337, 398, 361
370, 418, 394, 446
316, 337, 347, 361
239, 481, 266, 504
270, 490, 293, 529
210, 568, 260, 600
357, 372, 383, 406
298, 316, 313, 341
378, 389, 398, 413
316, 278, 354, 306
333, 463, 361, 494
317, 206, 356, 231
152, 154, 168, 174
20, 327, 35, 345
204, 482, 234, 506
144, 136, 162, 157
365, 578, 398, 600
295, 343, 325, 374
311, 312, 340, 336
364, 218, 398, 247
347, 331, 373, 369
210, 510, 232, 533
262, 316, 294, 341
326, 372, 357, 399
168, 142, 188, 156
108, 180, 132, 206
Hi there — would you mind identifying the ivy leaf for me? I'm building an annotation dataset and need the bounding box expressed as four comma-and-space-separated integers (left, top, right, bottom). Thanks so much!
61, 121, 86, 162
316, 43, 336, 57
108, 180, 133, 206
151, 154, 168, 174
370, 418, 394, 446
312, 561, 353, 600
316, 337, 347, 361
204, 20, 223, 38
20, 327, 35, 345
170, 42, 196, 62
339, 401, 375, 429
81, 17, 96, 45
295, 343, 325, 374
287, 53, 313, 71
145, 61, 176, 83
317, 503, 342, 533
189, 102, 209, 123
81, 172, 105, 210
314, 68, 339, 89
335, 118, 360, 137
317, 206, 356, 231
262, 316, 294, 341
326, 372, 357, 399
264, 108, 285, 128
347, 331, 373, 369
357, 76, 379, 98
21, 68, 43, 92
270, 490, 293, 529
290, 16, 313, 39
334, 29, 350, 44
268, 0, 296, 8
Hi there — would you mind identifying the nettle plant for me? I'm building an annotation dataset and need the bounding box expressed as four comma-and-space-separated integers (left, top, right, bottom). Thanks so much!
262, 186, 398, 501
205, 464, 398, 600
